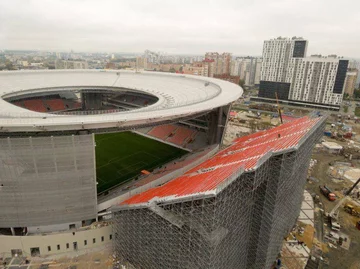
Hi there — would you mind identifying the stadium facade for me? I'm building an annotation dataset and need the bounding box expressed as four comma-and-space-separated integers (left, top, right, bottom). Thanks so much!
112, 116, 325, 269
0, 70, 241, 256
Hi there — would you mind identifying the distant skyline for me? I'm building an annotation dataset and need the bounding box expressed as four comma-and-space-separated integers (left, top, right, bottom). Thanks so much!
1, 0, 360, 57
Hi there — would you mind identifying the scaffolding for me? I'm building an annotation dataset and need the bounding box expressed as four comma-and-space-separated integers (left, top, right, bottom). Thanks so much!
113, 116, 326, 269
0, 134, 97, 228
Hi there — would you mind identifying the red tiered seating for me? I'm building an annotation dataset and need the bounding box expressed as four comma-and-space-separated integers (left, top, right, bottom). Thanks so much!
148, 125, 178, 140
23, 99, 46, 112
121, 116, 322, 206
46, 99, 65, 111
167, 126, 197, 146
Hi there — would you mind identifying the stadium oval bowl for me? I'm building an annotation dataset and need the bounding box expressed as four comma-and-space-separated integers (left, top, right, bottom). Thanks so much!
0, 70, 243, 133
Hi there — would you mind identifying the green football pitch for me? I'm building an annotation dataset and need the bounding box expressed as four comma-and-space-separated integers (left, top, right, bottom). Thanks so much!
95, 132, 187, 193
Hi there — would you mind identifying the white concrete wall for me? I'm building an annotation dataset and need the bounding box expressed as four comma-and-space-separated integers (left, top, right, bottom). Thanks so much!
27, 221, 82, 234
0, 225, 112, 257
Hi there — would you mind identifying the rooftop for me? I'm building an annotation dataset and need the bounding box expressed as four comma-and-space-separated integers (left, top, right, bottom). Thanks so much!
0, 70, 242, 132
120, 116, 322, 207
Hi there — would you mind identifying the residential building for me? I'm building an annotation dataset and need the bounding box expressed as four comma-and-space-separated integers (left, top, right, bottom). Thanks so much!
261, 36, 308, 83
205, 52, 231, 75
136, 57, 148, 70
286, 55, 348, 106
231, 57, 262, 86
344, 68, 359, 96
55, 60, 88, 69
183, 59, 214, 77
257, 37, 348, 109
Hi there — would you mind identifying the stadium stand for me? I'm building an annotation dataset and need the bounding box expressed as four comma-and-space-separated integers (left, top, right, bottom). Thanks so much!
23, 99, 47, 112
133, 146, 217, 188
121, 116, 321, 205
45, 99, 66, 111
148, 124, 178, 140
166, 126, 198, 146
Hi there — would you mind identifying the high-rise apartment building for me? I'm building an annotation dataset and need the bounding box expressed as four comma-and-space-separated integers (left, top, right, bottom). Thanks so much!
205, 52, 231, 75
261, 37, 308, 83
55, 59, 88, 69
344, 68, 359, 96
286, 55, 348, 105
231, 57, 262, 86
257, 37, 348, 109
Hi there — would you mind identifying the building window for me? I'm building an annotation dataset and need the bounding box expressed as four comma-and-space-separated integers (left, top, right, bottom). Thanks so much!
57, 245, 60, 250
66, 243, 69, 249
93, 238, 96, 244
48, 246, 51, 252
109, 234, 112, 240
84, 240, 87, 246
101, 236, 104, 242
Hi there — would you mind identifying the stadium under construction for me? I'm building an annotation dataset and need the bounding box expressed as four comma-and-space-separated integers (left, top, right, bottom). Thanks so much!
0, 70, 325, 268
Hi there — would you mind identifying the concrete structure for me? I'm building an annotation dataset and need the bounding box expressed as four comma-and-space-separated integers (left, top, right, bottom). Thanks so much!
0, 70, 242, 256
55, 59, 88, 69
0, 224, 112, 257
257, 37, 348, 109
113, 116, 326, 269
322, 141, 343, 154
344, 68, 359, 96
205, 52, 232, 75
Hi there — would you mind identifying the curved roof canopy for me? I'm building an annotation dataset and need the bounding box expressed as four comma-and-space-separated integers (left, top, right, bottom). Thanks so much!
0, 70, 242, 132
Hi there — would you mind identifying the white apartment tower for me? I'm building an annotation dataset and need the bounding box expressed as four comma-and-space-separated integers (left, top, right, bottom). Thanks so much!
258, 37, 348, 109
287, 55, 348, 105
261, 37, 308, 83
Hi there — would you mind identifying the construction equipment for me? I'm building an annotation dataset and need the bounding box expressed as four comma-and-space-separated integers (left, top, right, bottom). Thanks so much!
344, 204, 360, 217
329, 178, 360, 220
319, 185, 336, 201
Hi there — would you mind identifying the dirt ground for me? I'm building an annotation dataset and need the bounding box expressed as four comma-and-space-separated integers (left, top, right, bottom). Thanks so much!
307, 150, 360, 269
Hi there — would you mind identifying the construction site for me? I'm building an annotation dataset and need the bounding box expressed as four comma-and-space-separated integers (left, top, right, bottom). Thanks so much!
112, 115, 325, 269
227, 99, 360, 269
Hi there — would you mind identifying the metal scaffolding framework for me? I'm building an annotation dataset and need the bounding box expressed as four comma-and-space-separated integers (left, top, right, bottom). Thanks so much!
113, 116, 326, 269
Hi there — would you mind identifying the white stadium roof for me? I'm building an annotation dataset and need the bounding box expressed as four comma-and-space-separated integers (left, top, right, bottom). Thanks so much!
0, 70, 242, 132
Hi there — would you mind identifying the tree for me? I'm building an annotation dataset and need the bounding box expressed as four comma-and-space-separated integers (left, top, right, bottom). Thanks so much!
238, 79, 245, 88
354, 89, 360, 99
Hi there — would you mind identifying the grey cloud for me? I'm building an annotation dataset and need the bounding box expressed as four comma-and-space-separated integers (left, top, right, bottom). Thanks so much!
1, 0, 360, 57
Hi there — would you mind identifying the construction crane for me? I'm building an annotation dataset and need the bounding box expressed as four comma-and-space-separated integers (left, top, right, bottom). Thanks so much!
275, 92, 283, 124
329, 177, 360, 219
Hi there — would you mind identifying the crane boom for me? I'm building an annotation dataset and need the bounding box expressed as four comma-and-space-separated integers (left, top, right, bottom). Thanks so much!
329, 177, 360, 218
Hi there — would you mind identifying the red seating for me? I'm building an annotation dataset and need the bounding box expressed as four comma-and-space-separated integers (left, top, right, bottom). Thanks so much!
167, 126, 197, 146
23, 99, 46, 112
148, 125, 178, 140
121, 116, 322, 206
45, 99, 65, 111
13, 101, 24, 108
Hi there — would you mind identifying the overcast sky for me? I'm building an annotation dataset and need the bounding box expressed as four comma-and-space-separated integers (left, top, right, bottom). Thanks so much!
1, 0, 360, 57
